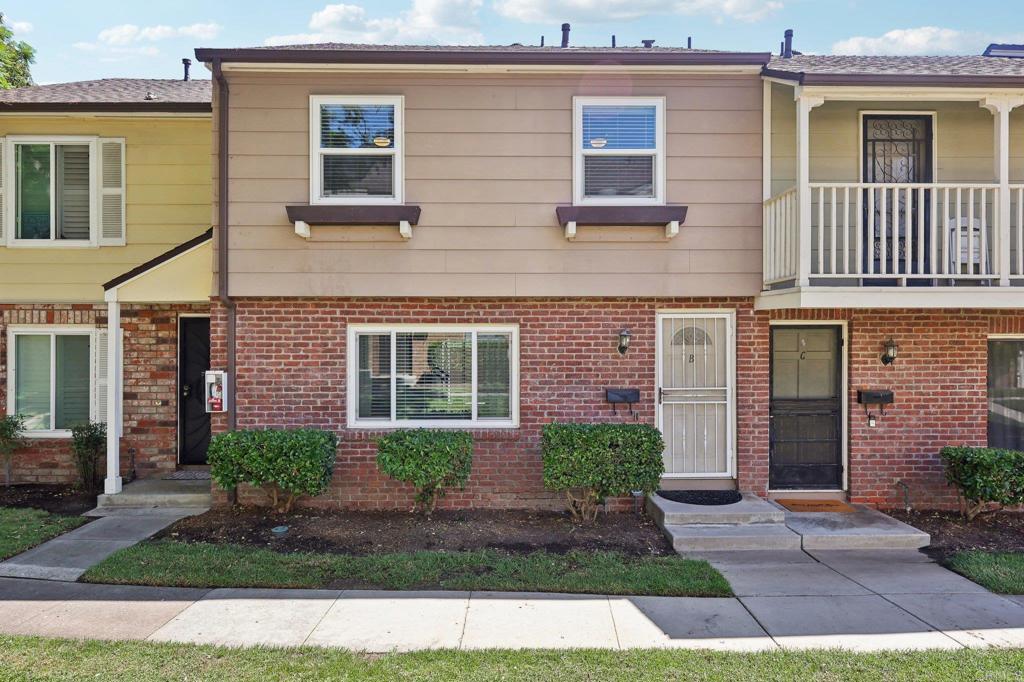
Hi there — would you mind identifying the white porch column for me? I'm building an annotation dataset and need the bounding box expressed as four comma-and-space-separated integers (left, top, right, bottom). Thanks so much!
795, 91, 825, 287
981, 96, 1024, 286
104, 295, 122, 495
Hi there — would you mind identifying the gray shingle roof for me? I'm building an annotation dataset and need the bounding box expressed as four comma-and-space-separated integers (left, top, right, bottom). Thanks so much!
244, 42, 729, 54
765, 55, 1024, 85
0, 79, 211, 111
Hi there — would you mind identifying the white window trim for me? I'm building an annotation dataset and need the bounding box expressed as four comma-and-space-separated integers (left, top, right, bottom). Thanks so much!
346, 323, 519, 429
6, 325, 98, 439
573, 96, 666, 206
309, 95, 405, 206
4, 135, 100, 248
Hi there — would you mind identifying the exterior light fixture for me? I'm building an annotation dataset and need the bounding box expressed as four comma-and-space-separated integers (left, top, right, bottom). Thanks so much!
881, 338, 899, 365
617, 328, 632, 355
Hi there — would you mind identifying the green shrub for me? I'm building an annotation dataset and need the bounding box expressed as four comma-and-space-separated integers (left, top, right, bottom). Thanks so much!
942, 446, 1024, 520
542, 423, 664, 522
376, 429, 473, 514
0, 414, 27, 487
208, 429, 338, 513
70, 422, 106, 494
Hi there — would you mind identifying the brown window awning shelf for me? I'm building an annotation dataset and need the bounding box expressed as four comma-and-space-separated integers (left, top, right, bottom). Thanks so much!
555, 205, 687, 240
286, 204, 422, 240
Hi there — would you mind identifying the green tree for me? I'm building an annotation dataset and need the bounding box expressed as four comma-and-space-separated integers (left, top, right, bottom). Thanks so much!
0, 13, 34, 89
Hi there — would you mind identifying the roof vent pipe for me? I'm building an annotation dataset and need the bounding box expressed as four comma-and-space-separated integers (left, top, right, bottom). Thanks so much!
182, 58, 192, 81
687, 36, 692, 49
540, 35, 545, 47
642, 39, 655, 48
612, 35, 616, 48
561, 23, 570, 48
783, 29, 794, 58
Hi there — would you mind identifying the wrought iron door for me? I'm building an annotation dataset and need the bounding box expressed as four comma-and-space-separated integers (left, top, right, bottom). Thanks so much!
862, 115, 933, 279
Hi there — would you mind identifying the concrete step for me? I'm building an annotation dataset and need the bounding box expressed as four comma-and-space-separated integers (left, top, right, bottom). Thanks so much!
663, 523, 803, 552
647, 492, 786, 525
785, 506, 930, 550
95, 479, 212, 510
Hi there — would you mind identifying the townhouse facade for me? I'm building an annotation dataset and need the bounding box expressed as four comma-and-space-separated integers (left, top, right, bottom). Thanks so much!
3, 34, 1024, 511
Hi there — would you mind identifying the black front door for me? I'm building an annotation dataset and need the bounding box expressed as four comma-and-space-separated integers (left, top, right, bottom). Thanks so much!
179, 317, 211, 465
769, 326, 843, 489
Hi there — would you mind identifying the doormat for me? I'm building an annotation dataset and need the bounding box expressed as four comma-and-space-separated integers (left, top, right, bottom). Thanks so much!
775, 498, 855, 513
162, 470, 211, 481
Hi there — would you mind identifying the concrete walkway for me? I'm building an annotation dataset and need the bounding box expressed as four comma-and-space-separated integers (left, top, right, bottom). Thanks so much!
0, 508, 198, 581
1, 549, 1023, 651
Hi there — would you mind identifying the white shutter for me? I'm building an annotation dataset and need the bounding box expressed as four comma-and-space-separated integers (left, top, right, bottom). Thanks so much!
0, 137, 5, 243
98, 138, 125, 246
94, 330, 109, 424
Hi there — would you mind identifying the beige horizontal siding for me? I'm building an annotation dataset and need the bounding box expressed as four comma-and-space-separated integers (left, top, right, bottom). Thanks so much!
222, 72, 763, 297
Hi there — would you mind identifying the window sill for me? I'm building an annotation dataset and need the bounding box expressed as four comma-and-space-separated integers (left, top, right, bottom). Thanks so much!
342, 426, 521, 441
286, 204, 421, 241
5, 241, 99, 249
22, 430, 73, 440
555, 205, 687, 241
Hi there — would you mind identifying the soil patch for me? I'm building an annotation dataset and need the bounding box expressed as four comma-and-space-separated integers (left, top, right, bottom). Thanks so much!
888, 509, 1024, 562
656, 490, 742, 506
157, 507, 673, 557
0, 484, 96, 516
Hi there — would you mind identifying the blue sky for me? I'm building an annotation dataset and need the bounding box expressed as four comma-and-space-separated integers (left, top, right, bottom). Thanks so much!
5, 0, 1024, 83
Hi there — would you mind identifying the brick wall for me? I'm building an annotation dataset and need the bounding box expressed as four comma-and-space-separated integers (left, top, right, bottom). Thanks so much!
0, 303, 209, 484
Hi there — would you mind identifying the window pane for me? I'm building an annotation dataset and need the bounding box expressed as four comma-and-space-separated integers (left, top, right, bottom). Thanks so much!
16, 144, 51, 239
55, 335, 90, 430
582, 105, 656, 150
396, 332, 471, 421
988, 339, 1024, 449
322, 155, 394, 198
584, 155, 655, 198
57, 145, 90, 240
357, 333, 391, 420
477, 334, 511, 419
320, 104, 395, 149
15, 335, 51, 430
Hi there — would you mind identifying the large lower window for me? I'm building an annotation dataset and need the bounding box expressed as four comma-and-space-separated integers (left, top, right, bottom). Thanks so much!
7, 329, 96, 435
349, 326, 518, 428
988, 338, 1024, 450
310, 95, 403, 205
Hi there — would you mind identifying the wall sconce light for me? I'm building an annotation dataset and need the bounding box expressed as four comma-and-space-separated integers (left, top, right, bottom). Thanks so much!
881, 338, 899, 365
617, 328, 632, 355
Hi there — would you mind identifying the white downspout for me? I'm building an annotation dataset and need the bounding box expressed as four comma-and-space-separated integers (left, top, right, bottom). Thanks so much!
103, 291, 122, 495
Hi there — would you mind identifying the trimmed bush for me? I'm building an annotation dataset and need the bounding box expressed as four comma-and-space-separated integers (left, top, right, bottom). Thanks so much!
0, 414, 27, 487
208, 428, 338, 513
942, 446, 1024, 520
376, 429, 473, 514
70, 422, 106, 494
542, 423, 664, 522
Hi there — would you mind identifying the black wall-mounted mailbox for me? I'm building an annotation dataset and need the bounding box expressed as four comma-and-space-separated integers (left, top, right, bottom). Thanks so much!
857, 389, 894, 405
606, 388, 640, 404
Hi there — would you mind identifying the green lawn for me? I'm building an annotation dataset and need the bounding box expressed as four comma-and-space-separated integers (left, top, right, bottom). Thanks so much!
0, 507, 88, 561
946, 551, 1024, 594
2, 635, 1023, 682
82, 540, 730, 596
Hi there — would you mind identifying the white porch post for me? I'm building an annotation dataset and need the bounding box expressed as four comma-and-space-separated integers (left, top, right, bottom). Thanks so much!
982, 96, 1024, 286
795, 91, 825, 287
104, 294, 122, 495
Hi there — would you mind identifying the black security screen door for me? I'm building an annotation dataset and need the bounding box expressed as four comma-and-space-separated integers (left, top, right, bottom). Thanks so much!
769, 327, 843, 489
988, 339, 1024, 450
179, 317, 211, 465
862, 115, 933, 280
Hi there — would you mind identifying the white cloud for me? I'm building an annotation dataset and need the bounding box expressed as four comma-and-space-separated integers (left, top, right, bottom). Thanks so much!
96, 21, 221, 46
832, 26, 1024, 56
10, 20, 33, 33
493, 0, 781, 24
266, 0, 485, 46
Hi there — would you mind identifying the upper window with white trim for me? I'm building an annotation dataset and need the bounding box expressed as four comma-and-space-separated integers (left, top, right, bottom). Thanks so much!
0, 136, 125, 247
348, 325, 518, 428
573, 97, 665, 205
6, 327, 110, 438
310, 96, 404, 205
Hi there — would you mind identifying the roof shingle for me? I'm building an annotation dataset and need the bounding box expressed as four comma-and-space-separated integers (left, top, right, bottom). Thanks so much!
764, 55, 1024, 86
0, 79, 211, 111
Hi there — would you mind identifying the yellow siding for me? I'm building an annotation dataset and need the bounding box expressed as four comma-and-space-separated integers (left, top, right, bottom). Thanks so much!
0, 115, 212, 302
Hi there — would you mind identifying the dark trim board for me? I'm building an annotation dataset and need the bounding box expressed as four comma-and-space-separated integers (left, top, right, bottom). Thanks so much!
103, 228, 213, 291
555, 205, 687, 226
285, 204, 421, 226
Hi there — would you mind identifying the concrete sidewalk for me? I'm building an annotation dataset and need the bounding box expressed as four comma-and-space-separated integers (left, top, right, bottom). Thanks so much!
2, 549, 1023, 652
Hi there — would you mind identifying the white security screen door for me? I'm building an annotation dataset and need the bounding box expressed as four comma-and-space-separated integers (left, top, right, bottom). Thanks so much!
657, 312, 735, 477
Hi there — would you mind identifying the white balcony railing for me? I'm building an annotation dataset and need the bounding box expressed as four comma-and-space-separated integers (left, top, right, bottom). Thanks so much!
764, 183, 1024, 288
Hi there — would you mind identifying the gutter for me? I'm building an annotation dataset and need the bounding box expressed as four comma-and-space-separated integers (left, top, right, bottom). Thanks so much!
213, 58, 237, 432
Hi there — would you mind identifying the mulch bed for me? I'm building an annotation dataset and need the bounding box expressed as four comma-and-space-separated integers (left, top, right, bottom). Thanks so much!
157, 507, 673, 557
0, 484, 97, 516
888, 509, 1024, 562
656, 490, 742, 506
